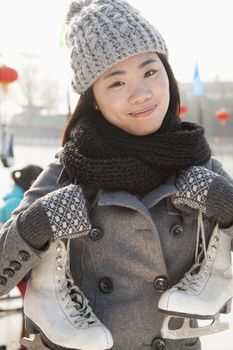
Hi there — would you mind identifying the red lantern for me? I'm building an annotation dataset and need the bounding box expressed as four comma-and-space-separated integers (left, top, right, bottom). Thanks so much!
0, 65, 18, 92
179, 104, 188, 118
215, 109, 230, 125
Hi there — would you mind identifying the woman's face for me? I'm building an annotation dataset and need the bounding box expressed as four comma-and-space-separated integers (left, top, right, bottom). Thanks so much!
92, 52, 170, 136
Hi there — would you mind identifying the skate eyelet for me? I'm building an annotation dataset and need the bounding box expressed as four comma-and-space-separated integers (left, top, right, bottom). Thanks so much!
56, 265, 62, 271
56, 245, 62, 252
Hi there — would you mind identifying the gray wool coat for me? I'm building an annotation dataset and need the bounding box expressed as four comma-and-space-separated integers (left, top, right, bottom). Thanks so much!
0, 153, 233, 350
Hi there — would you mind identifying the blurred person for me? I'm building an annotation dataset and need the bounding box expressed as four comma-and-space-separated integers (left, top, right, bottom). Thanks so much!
0, 165, 43, 226
0, 1, 233, 350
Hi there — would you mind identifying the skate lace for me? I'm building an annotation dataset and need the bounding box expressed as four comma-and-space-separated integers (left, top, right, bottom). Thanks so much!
59, 274, 99, 326
175, 211, 219, 293
57, 241, 100, 327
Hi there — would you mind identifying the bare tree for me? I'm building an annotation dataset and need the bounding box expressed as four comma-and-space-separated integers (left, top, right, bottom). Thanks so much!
18, 53, 62, 115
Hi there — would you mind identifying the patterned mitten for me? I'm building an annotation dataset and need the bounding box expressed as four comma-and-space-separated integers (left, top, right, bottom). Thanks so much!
18, 184, 92, 249
172, 166, 218, 212
40, 184, 91, 239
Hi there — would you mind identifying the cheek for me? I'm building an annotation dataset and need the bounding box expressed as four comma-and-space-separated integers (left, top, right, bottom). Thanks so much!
98, 96, 113, 114
99, 94, 123, 115
160, 77, 170, 105
97, 97, 120, 125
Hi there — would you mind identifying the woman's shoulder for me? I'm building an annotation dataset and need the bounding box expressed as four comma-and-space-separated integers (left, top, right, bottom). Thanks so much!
38, 147, 64, 183
205, 156, 233, 184
205, 157, 223, 173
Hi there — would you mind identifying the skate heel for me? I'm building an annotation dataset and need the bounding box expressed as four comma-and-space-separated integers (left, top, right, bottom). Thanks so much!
25, 316, 40, 334
221, 299, 232, 314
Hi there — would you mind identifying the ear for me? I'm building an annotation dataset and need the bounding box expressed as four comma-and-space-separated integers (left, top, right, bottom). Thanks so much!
93, 102, 99, 110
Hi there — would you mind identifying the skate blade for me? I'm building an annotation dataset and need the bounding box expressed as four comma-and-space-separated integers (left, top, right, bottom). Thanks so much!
21, 334, 50, 350
161, 314, 229, 339
24, 317, 83, 350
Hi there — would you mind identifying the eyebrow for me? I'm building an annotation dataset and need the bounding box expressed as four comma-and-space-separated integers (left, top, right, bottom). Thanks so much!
104, 58, 157, 79
139, 58, 157, 69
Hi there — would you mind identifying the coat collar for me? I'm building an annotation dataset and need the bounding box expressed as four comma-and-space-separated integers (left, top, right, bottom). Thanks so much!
141, 176, 177, 208
97, 174, 177, 211
98, 190, 150, 219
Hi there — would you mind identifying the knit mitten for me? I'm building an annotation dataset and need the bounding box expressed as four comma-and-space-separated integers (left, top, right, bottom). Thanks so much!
19, 184, 92, 249
172, 166, 218, 212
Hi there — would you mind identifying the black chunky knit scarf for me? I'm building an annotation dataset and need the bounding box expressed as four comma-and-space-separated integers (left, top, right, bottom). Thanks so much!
61, 112, 211, 195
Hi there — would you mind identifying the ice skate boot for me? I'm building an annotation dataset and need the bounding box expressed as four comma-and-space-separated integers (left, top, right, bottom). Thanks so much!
24, 240, 113, 350
158, 212, 233, 339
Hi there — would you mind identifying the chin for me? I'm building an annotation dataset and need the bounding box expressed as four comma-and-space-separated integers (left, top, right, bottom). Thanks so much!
123, 122, 162, 136
131, 129, 158, 136
139, 124, 162, 136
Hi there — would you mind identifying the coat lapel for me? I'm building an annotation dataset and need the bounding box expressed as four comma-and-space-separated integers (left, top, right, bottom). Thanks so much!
97, 175, 177, 217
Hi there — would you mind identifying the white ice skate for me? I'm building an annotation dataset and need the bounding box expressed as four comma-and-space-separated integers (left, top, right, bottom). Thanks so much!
24, 240, 113, 350
158, 211, 233, 339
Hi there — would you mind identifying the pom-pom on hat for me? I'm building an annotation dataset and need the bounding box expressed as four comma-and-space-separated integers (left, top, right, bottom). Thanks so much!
11, 165, 43, 191
66, 0, 168, 94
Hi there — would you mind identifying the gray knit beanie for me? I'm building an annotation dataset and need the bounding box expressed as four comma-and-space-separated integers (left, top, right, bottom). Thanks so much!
66, 0, 168, 94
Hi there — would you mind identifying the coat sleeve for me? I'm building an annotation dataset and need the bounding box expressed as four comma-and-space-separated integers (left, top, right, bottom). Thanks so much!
207, 157, 233, 239
0, 156, 63, 296
208, 156, 233, 185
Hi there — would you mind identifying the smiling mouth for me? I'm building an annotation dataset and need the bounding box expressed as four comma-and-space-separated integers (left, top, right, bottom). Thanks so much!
129, 106, 156, 117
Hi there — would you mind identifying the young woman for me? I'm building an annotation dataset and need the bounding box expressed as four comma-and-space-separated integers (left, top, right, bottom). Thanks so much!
1, 1, 233, 350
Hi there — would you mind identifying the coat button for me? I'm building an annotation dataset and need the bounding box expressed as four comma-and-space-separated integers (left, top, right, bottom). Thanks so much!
89, 228, 103, 241
10, 260, 22, 271
18, 251, 30, 261
170, 224, 184, 238
154, 276, 169, 292
0, 276, 7, 285
3, 268, 15, 278
151, 337, 166, 350
99, 277, 113, 294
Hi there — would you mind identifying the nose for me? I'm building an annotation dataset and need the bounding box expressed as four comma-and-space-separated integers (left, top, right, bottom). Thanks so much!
128, 85, 152, 105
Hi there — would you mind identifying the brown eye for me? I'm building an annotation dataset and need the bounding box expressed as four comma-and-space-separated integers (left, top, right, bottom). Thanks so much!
145, 70, 157, 78
109, 81, 125, 88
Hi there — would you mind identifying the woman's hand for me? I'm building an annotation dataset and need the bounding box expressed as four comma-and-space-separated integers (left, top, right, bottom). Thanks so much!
40, 184, 91, 240
172, 166, 218, 212
18, 184, 92, 249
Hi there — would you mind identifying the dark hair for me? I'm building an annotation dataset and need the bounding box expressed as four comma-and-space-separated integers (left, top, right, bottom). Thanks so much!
157, 53, 180, 120
11, 164, 43, 191
62, 53, 180, 145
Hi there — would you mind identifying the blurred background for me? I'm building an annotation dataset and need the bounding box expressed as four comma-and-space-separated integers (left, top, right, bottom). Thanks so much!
0, 1, 233, 349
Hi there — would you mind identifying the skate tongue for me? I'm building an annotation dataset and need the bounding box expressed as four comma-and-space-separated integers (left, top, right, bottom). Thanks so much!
176, 262, 201, 291
67, 279, 83, 308
72, 292, 83, 309
176, 211, 207, 292
72, 292, 98, 325
64, 257, 99, 325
